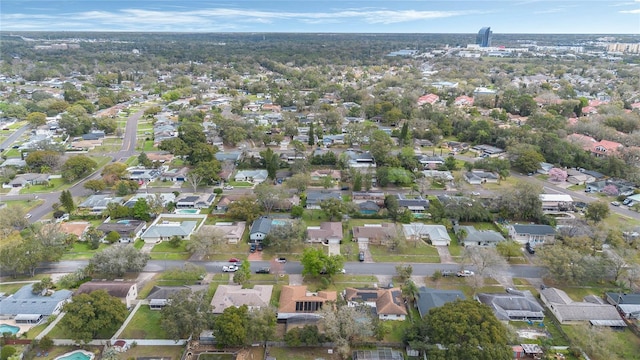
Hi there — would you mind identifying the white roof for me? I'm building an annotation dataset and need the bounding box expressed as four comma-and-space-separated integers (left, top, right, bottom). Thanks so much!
539, 194, 573, 202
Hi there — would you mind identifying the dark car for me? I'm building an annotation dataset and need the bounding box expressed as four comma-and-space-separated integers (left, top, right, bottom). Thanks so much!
256, 267, 271, 274
525, 243, 535, 254
257, 243, 263, 251
249, 244, 256, 253
359, 251, 365, 262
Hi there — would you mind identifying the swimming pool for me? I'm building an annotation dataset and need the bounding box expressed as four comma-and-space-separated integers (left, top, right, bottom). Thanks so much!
271, 219, 287, 226
175, 209, 200, 214
0, 324, 19, 335
54, 350, 94, 360
117, 220, 131, 224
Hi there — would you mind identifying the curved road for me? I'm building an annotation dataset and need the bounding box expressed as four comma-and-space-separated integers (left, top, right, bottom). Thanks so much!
2, 109, 144, 222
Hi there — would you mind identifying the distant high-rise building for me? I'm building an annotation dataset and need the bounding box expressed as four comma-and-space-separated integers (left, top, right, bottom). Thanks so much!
476, 27, 492, 47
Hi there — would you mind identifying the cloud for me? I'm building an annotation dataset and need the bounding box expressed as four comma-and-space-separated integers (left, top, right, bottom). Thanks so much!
620, 8, 640, 13
0, 6, 476, 31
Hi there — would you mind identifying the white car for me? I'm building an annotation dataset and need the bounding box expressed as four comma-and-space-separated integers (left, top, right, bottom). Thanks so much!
223, 185, 234, 190
222, 265, 239, 272
456, 270, 475, 277
25, 213, 32, 219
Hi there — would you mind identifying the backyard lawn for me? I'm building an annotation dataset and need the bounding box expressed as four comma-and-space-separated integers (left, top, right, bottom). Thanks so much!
116, 346, 184, 360
61, 242, 109, 260
150, 240, 191, 260
19, 178, 68, 194
120, 305, 170, 339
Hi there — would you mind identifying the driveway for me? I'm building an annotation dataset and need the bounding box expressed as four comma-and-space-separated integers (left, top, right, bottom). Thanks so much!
436, 246, 455, 264
358, 242, 374, 263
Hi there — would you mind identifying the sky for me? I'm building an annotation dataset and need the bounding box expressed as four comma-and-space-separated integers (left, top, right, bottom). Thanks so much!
1, 0, 639, 34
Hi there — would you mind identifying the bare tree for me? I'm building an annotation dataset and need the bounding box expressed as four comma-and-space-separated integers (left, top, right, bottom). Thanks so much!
320, 304, 374, 359
254, 183, 285, 214
462, 247, 508, 278
186, 227, 227, 260
185, 171, 203, 193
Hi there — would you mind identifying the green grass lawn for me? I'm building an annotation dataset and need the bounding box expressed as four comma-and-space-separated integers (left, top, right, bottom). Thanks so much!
4, 148, 21, 157
2, 199, 44, 212
227, 181, 254, 187
369, 242, 440, 263
89, 155, 112, 170
119, 305, 170, 339
60, 242, 109, 260
267, 347, 340, 360
47, 319, 119, 339
19, 178, 68, 194
125, 156, 138, 166
150, 240, 191, 260
143, 140, 155, 151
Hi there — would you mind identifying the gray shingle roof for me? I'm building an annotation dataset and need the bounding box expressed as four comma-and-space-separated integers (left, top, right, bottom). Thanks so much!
250, 216, 272, 235
142, 221, 197, 239
512, 224, 555, 236
0, 284, 72, 316
416, 287, 465, 317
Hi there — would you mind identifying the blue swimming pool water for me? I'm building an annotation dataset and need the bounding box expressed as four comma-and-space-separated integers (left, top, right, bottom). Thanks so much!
0, 324, 19, 334
175, 209, 200, 214
117, 220, 131, 224
271, 219, 287, 226
55, 351, 92, 360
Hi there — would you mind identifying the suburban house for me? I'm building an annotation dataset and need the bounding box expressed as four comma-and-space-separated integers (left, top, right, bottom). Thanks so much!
215, 195, 245, 212
476, 289, 545, 321
215, 151, 243, 163
345, 150, 376, 168
540, 287, 626, 328
234, 169, 268, 184
472, 144, 505, 157
454, 225, 505, 247
417, 155, 444, 168
0, 284, 72, 324
416, 287, 465, 318
395, 194, 430, 218
464, 170, 499, 185
537, 162, 554, 175
590, 139, 623, 157
249, 216, 272, 243
126, 167, 161, 182
402, 223, 451, 246
58, 222, 91, 240
352, 191, 386, 205
417, 93, 439, 106
306, 190, 342, 209
210, 285, 273, 314
566, 169, 595, 185
159, 167, 189, 182
78, 195, 124, 214
277, 285, 337, 321
7, 173, 50, 187
508, 224, 556, 246
310, 169, 341, 182
146, 285, 208, 310
306, 222, 343, 244
605, 292, 640, 319
352, 223, 398, 245
358, 201, 381, 215
175, 193, 216, 209
199, 222, 246, 244
75, 281, 138, 309
141, 220, 199, 243
539, 194, 574, 212
97, 220, 146, 243
124, 192, 176, 208
343, 287, 407, 321
0, 158, 27, 168
422, 170, 454, 182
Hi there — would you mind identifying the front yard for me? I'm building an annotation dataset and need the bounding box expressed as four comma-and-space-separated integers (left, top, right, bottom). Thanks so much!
119, 305, 170, 339
150, 240, 191, 260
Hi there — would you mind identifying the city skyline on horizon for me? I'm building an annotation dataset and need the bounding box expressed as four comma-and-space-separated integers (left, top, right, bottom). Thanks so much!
1, 1, 639, 35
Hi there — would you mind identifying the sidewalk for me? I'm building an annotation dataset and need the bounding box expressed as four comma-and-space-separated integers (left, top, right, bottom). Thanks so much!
35, 312, 65, 340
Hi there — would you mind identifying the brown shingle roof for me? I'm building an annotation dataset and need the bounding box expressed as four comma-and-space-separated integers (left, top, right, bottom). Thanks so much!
344, 287, 407, 316
75, 281, 135, 299
278, 285, 337, 313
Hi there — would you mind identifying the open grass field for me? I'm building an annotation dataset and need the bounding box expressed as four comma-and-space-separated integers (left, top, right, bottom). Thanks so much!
369, 241, 440, 263
150, 240, 191, 260
119, 305, 170, 339
266, 347, 341, 360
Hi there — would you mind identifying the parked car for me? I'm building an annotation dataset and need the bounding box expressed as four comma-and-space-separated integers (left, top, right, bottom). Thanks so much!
249, 244, 256, 253
256, 267, 271, 274
222, 265, 239, 272
228, 258, 240, 263
276, 257, 287, 263
24, 213, 32, 219
525, 242, 535, 255
223, 185, 234, 190
456, 270, 474, 277
611, 201, 621, 206
359, 251, 365, 262
257, 243, 263, 251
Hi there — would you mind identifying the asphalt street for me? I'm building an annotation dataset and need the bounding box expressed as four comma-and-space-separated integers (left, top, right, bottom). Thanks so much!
35, 259, 545, 279
0, 124, 29, 151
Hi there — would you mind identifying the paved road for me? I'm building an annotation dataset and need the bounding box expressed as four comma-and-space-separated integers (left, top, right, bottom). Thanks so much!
2, 109, 145, 222
0, 124, 29, 151
35, 259, 545, 279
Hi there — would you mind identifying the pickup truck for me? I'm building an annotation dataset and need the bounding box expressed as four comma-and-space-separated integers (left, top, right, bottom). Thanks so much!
222, 265, 239, 272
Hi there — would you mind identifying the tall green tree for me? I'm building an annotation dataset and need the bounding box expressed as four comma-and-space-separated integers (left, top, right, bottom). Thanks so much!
585, 200, 610, 223
60, 290, 127, 344
214, 305, 249, 347
61, 155, 97, 182
260, 147, 279, 179
404, 300, 511, 360
59, 190, 75, 214
161, 289, 212, 340
132, 198, 151, 221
